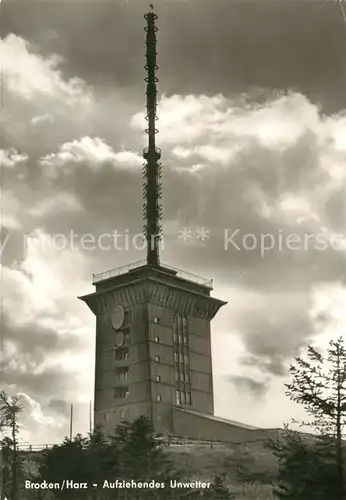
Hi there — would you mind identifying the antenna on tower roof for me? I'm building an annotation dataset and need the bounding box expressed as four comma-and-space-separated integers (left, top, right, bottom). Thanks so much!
143, 6, 162, 268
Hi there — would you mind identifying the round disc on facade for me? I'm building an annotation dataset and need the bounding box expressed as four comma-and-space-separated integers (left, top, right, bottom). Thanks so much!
114, 331, 125, 347
111, 305, 124, 330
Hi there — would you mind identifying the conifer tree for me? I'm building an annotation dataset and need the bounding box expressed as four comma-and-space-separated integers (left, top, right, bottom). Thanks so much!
110, 416, 178, 499
270, 337, 346, 499
0, 390, 24, 500
269, 426, 339, 499
208, 475, 235, 499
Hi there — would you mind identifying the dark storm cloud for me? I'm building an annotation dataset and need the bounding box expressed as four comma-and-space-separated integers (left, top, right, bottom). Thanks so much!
3, 315, 82, 354
2, 1, 346, 113
1, 314, 89, 401
241, 355, 287, 377
3, 370, 71, 401
2, 0, 346, 439
228, 375, 268, 397
48, 399, 70, 415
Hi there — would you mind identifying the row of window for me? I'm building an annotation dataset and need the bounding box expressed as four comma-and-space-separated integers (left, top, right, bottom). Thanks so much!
153, 335, 189, 345
115, 350, 191, 363
173, 313, 192, 406
115, 373, 190, 385
175, 371, 190, 383
174, 353, 189, 364
154, 315, 187, 326
174, 314, 187, 327
114, 352, 191, 364
103, 408, 127, 422
176, 390, 191, 405
113, 387, 191, 406
173, 333, 189, 345
113, 387, 164, 402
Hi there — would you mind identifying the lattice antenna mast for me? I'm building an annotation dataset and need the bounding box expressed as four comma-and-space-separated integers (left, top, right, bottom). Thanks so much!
143, 5, 162, 268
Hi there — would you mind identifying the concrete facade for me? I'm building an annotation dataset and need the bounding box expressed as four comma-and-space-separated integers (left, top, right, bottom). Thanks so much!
172, 407, 281, 443
79, 264, 226, 436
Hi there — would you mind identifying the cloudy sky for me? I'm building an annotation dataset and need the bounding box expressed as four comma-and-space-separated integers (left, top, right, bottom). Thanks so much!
1, 0, 346, 445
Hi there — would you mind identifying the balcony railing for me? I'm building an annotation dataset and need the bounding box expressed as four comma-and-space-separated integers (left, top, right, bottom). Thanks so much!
92, 260, 213, 288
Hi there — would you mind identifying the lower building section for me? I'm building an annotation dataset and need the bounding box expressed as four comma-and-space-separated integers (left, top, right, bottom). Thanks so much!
172, 407, 279, 443
97, 402, 280, 445
95, 402, 152, 431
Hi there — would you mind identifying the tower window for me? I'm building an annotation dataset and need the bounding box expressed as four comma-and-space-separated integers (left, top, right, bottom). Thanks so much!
153, 317, 159, 324
154, 336, 159, 343
114, 348, 129, 361
157, 395, 162, 402
176, 390, 181, 405
156, 375, 161, 382
155, 356, 160, 362
114, 387, 129, 399
115, 368, 129, 380
123, 328, 130, 342
124, 310, 130, 324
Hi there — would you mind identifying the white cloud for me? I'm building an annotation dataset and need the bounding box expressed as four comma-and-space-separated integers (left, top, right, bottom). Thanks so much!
3, 32, 346, 439
324, 114, 346, 152
114, 150, 143, 167
133, 93, 346, 158
28, 193, 83, 218
2, 230, 95, 443
172, 144, 242, 165
40, 137, 143, 177
20, 393, 57, 427
3, 230, 90, 325
311, 282, 346, 341
2, 34, 91, 104
31, 114, 55, 125
132, 94, 226, 145
0, 148, 28, 168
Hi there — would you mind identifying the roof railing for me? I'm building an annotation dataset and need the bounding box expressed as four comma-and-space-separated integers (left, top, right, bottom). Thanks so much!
92, 261, 213, 288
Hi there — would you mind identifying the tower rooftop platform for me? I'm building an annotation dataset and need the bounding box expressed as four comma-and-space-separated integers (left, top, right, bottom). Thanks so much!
92, 260, 214, 289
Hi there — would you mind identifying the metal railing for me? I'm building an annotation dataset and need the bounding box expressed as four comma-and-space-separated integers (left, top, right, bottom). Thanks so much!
164, 264, 213, 288
17, 437, 266, 452
161, 437, 228, 449
17, 444, 55, 452
92, 261, 213, 288
92, 260, 146, 283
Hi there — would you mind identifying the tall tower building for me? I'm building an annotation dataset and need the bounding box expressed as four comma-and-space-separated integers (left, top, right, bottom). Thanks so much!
79, 7, 228, 438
